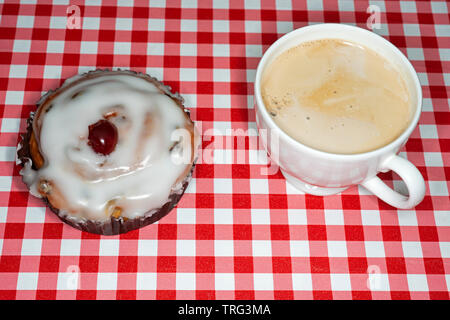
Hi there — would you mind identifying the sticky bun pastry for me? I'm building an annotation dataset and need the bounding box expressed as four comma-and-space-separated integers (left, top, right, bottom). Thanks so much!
17, 70, 199, 235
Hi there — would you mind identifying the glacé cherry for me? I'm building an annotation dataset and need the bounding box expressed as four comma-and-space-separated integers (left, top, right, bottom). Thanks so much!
88, 119, 118, 155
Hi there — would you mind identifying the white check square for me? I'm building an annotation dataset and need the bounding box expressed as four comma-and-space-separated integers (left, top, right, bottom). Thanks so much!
215, 273, 235, 290
84, 0, 101, 5
327, 241, 348, 257
418, 72, 429, 85
99, 239, 120, 256
292, 273, 312, 290
16, 15, 35, 28
138, 239, 158, 256
17, 273, 39, 290
13, 40, 31, 52
435, 24, 450, 37
21, 239, 43, 256
367, 272, 390, 291
46, 40, 65, 54
214, 208, 233, 224
149, 0, 166, 7
212, 149, 233, 164
25, 207, 46, 223
245, 44, 262, 58
407, 48, 425, 61
324, 209, 345, 225
422, 98, 434, 111
213, 0, 228, 8
148, 19, 165, 31
368, 0, 386, 11
397, 210, 419, 226
0, 176, 12, 192
400, 1, 417, 13
290, 241, 310, 257
116, 18, 133, 31
179, 68, 197, 82
365, 241, 386, 257
147, 43, 164, 56
213, 68, 230, 82
137, 273, 157, 290
117, 0, 134, 6
80, 41, 98, 54
49, 16, 67, 29
434, 211, 450, 227
97, 273, 118, 290
214, 178, 233, 194
431, 2, 448, 14
213, 94, 230, 108
361, 210, 381, 226
182, 94, 197, 109
60, 239, 81, 256
403, 23, 421, 36
0, 207, 7, 223
57, 270, 80, 290
423, 152, 444, 167
244, 0, 260, 9
181, 0, 196, 8
44, 65, 62, 79
246, 69, 256, 82
1, 118, 21, 132
277, 21, 293, 34
213, 20, 229, 33
428, 181, 449, 196
444, 73, 450, 86
407, 274, 429, 292
177, 208, 196, 224
0, 146, 16, 162
176, 273, 196, 290
9, 65, 28, 78
249, 179, 269, 194
307, 0, 323, 10
212, 44, 229, 57
180, 19, 197, 32
214, 240, 234, 256
114, 42, 131, 55
288, 209, 307, 225
249, 150, 270, 166
253, 273, 274, 290
252, 240, 272, 256
180, 43, 197, 56
245, 20, 261, 33
419, 124, 438, 139
439, 242, 450, 257
338, 0, 355, 11
83, 17, 100, 30
402, 241, 423, 258
176, 239, 196, 256
251, 209, 270, 225
276, 0, 292, 10
330, 273, 352, 291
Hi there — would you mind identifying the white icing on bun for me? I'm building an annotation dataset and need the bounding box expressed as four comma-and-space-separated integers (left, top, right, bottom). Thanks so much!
20, 70, 198, 222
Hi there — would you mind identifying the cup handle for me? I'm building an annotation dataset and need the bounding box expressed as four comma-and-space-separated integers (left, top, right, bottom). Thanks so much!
361, 155, 425, 209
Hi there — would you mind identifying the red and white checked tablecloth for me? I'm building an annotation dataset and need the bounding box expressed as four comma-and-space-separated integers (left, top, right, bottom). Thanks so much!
0, 0, 449, 300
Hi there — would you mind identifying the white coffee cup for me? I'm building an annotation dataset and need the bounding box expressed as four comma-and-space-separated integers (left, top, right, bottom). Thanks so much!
254, 23, 425, 209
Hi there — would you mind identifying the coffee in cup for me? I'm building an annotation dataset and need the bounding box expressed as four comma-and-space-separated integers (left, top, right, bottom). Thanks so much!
261, 38, 412, 154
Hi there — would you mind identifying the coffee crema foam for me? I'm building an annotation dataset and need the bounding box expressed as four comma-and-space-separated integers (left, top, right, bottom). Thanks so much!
261, 39, 412, 154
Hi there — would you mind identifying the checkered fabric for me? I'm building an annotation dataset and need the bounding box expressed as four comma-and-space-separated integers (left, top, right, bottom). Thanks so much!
0, 0, 449, 300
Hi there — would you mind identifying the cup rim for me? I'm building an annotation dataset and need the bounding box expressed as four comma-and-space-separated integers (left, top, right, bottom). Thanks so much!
254, 23, 423, 160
